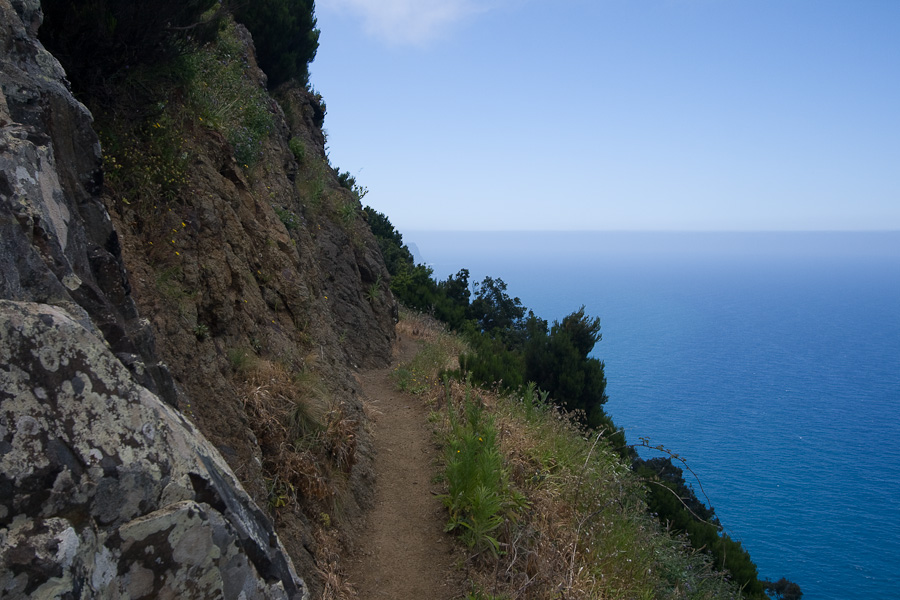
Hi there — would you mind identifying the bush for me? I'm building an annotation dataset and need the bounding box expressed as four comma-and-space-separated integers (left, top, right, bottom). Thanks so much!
231, 0, 320, 87
184, 21, 275, 167
40, 0, 219, 99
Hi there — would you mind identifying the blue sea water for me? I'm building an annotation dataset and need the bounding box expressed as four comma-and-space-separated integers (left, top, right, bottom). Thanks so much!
406, 231, 900, 600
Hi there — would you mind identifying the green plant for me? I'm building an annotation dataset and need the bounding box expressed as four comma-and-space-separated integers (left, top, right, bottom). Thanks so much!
193, 323, 210, 340
302, 175, 327, 211
266, 476, 296, 510
365, 276, 383, 304
338, 201, 357, 226
520, 381, 550, 422
392, 337, 464, 395
100, 111, 192, 214
185, 21, 274, 168
441, 383, 525, 556
227, 348, 256, 373
154, 265, 193, 302
288, 137, 306, 163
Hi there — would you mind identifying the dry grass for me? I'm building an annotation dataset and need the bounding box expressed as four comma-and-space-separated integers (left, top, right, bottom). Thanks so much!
315, 527, 358, 600
396, 307, 450, 344
235, 357, 364, 599
394, 309, 469, 395
396, 311, 743, 600
237, 358, 358, 512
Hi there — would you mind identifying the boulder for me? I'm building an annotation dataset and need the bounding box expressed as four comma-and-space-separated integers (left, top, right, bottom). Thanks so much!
0, 0, 176, 406
0, 300, 308, 599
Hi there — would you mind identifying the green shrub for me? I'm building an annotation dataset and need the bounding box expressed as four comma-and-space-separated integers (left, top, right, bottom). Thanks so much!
232, 0, 319, 87
100, 109, 190, 213
227, 348, 256, 373
40, 0, 219, 99
275, 207, 301, 231
441, 384, 525, 556
185, 22, 275, 168
288, 137, 306, 162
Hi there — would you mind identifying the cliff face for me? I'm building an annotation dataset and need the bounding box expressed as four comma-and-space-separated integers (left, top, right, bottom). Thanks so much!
0, 0, 397, 596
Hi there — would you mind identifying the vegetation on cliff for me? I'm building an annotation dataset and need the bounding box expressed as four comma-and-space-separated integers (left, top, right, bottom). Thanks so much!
397, 312, 744, 598
368, 213, 801, 599
37, 2, 393, 596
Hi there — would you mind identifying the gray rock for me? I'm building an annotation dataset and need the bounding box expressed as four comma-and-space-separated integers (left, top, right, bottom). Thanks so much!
0, 1, 310, 596
0, 0, 176, 406
0, 300, 308, 599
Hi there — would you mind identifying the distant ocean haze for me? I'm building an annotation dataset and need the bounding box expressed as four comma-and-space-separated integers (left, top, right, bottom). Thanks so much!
407, 230, 900, 600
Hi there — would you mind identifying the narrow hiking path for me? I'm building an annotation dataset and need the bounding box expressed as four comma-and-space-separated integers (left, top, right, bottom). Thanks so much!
347, 337, 463, 600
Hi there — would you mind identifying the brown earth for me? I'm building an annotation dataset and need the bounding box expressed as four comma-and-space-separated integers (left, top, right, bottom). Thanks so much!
348, 337, 465, 600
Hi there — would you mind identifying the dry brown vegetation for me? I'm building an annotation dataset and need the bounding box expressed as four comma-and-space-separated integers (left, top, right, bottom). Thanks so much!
236, 358, 358, 518
399, 312, 744, 600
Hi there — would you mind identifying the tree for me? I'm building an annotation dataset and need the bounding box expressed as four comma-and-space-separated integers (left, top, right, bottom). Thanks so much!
634, 456, 769, 599
469, 276, 525, 335
524, 307, 608, 428
363, 207, 415, 277
231, 0, 320, 87
764, 578, 803, 600
558, 306, 601, 357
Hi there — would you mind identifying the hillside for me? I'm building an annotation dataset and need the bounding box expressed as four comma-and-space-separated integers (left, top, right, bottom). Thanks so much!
1, 1, 393, 596
0, 2, 791, 599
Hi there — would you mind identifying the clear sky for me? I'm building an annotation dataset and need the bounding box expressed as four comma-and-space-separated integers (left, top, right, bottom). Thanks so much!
311, 0, 900, 231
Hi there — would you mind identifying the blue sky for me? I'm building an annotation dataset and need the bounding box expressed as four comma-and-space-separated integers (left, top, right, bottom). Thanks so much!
312, 0, 900, 231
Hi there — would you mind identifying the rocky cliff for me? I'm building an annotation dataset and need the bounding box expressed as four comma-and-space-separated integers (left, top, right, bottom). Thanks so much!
0, 0, 397, 596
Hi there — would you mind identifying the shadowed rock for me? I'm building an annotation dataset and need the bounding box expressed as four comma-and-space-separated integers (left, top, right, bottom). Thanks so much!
0, 300, 307, 599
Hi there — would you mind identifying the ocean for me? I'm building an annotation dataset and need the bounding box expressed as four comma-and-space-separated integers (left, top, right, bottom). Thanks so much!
405, 230, 900, 600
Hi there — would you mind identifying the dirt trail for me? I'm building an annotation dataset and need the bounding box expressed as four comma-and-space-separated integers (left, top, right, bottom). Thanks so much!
348, 338, 462, 599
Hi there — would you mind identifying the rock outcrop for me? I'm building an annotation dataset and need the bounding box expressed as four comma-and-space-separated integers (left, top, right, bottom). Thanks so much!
0, 0, 178, 407
0, 300, 306, 599
1, 0, 398, 595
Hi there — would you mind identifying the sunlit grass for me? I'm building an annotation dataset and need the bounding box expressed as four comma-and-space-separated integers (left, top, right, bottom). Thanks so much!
397, 311, 743, 599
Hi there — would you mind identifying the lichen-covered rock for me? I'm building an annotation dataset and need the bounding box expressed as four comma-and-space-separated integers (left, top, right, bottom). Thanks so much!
0, 300, 308, 599
0, 0, 176, 406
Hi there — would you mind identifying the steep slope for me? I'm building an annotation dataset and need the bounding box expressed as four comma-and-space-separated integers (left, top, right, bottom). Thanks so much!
1, 0, 397, 596
99, 34, 398, 591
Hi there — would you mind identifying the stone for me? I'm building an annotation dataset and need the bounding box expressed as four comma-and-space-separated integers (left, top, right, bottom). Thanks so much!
0, 300, 308, 599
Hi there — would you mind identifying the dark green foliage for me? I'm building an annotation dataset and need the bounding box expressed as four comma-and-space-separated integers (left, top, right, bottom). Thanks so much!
363, 207, 415, 278
524, 307, 608, 429
460, 335, 525, 391
438, 268, 471, 308
764, 578, 803, 600
363, 207, 474, 329
335, 169, 356, 190
231, 0, 320, 87
469, 276, 525, 335
39, 0, 219, 99
634, 456, 770, 598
